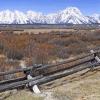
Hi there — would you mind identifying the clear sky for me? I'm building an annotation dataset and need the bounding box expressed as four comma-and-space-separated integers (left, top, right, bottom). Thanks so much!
0, 0, 99, 15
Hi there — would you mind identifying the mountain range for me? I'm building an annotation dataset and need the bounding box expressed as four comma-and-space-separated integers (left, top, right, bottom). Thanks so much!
0, 7, 99, 24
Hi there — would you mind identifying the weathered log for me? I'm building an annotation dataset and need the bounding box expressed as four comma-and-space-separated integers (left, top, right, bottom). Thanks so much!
0, 62, 99, 92
0, 75, 43, 92
29, 62, 100, 86
0, 67, 32, 76
37, 53, 93, 70
36, 55, 94, 75
0, 50, 100, 76
0, 64, 42, 76
36, 50, 100, 71
0, 77, 26, 85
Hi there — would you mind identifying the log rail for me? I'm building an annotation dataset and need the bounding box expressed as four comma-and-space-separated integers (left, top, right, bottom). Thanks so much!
0, 49, 100, 92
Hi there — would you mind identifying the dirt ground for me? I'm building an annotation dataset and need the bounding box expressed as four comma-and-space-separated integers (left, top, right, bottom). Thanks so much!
13, 28, 76, 34
0, 67, 100, 100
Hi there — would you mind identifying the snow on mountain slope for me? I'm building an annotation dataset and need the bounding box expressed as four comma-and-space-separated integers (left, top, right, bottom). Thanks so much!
27, 11, 46, 23
0, 7, 99, 24
46, 13, 58, 24
49, 7, 90, 24
13, 10, 28, 24
0, 10, 28, 24
0, 10, 14, 24
87, 16, 98, 24
92, 14, 100, 23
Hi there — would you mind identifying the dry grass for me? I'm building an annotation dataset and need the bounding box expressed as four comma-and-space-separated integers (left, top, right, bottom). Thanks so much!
4, 90, 44, 100
50, 69, 100, 100
52, 90, 71, 100
22, 29, 75, 34
0, 29, 100, 78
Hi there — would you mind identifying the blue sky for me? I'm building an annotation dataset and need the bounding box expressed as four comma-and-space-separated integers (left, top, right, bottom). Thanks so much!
0, 0, 99, 15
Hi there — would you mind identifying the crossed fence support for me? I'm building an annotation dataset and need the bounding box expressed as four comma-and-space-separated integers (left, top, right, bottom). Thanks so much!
20, 61, 41, 93
90, 50, 100, 70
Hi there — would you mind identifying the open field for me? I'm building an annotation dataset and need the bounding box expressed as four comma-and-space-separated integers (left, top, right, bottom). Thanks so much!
0, 27, 100, 74
23, 28, 76, 34
0, 24, 100, 34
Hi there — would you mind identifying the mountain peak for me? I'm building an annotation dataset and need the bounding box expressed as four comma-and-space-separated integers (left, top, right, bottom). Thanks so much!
65, 7, 80, 11
0, 7, 99, 24
62, 7, 82, 15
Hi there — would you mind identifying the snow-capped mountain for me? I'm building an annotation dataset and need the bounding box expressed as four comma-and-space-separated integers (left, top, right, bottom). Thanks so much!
13, 10, 28, 24
0, 10, 28, 24
47, 7, 90, 24
0, 10, 14, 24
0, 7, 99, 24
92, 14, 100, 23
27, 11, 46, 23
